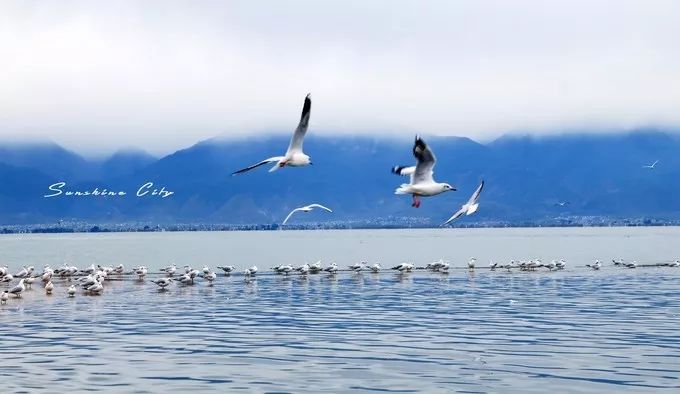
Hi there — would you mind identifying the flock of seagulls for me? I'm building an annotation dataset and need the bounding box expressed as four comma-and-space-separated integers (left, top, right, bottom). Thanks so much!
2, 256, 678, 304
230, 94, 484, 226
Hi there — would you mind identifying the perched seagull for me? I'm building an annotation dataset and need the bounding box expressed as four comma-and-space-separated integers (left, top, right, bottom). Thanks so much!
391, 262, 414, 272
625, 261, 637, 269
45, 281, 54, 294
14, 266, 30, 278
586, 260, 602, 270
114, 264, 125, 274
217, 265, 236, 275
135, 266, 148, 280
1, 290, 8, 304
1, 274, 13, 283
0, 266, 7, 276
324, 262, 338, 273
670, 260, 680, 267
202, 265, 211, 275
467, 258, 477, 270
151, 278, 173, 289
392, 136, 456, 208
281, 204, 333, 225
160, 264, 177, 276
370, 263, 382, 273
297, 263, 310, 275
443, 181, 485, 225
9, 279, 26, 298
67, 285, 77, 297
233, 94, 313, 175
272, 264, 294, 275
244, 265, 258, 276
612, 258, 624, 266
306, 260, 320, 272
489, 260, 498, 271
555, 260, 567, 270
642, 160, 659, 169
204, 271, 217, 284
544, 260, 557, 271
25, 276, 35, 289
349, 261, 366, 272
85, 281, 104, 295
438, 262, 450, 273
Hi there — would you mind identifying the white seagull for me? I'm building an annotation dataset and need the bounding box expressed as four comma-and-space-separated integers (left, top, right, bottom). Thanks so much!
45, 281, 54, 294
282, 204, 333, 225
1, 290, 8, 304
233, 94, 313, 175
324, 262, 338, 273
392, 136, 456, 208
9, 279, 26, 298
642, 160, 659, 169
244, 265, 258, 276
586, 260, 602, 270
443, 181, 484, 226
67, 285, 77, 297
151, 278, 173, 289
217, 265, 236, 275
370, 263, 382, 273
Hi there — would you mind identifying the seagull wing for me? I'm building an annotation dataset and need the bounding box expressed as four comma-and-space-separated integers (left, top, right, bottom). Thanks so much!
306, 204, 333, 213
468, 180, 484, 204
232, 156, 285, 175
442, 207, 466, 226
282, 208, 304, 225
391, 166, 416, 177
412, 136, 436, 184
286, 94, 312, 154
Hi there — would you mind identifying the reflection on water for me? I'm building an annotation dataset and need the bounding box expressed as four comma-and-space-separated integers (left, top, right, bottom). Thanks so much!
2, 268, 680, 393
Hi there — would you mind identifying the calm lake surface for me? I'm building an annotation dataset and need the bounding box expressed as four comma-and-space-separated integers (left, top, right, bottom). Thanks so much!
1, 227, 680, 393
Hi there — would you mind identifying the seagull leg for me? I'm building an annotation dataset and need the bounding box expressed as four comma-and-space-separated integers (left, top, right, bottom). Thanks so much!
278, 160, 287, 168
411, 195, 417, 207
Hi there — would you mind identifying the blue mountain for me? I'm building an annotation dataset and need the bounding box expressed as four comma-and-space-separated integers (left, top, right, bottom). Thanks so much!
0, 130, 678, 225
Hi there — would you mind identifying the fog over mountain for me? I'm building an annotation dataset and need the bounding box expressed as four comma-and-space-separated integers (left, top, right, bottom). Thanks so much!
0, 130, 677, 226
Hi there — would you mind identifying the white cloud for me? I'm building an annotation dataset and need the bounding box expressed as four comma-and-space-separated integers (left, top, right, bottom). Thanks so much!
1, 0, 679, 155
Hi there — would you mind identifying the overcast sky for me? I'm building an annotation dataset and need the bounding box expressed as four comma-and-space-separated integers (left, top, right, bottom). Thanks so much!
1, 0, 679, 155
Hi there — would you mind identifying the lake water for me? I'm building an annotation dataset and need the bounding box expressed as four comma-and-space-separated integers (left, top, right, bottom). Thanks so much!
1, 227, 680, 393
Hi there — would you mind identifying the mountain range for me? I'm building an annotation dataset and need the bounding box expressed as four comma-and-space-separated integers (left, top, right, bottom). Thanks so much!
0, 130, 678, 226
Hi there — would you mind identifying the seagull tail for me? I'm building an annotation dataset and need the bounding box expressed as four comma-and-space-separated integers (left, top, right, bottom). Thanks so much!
268, 162, 282, 173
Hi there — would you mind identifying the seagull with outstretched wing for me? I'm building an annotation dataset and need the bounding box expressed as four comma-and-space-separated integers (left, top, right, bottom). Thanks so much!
642, 160, 659, 169
392, 136, 456, 208
233, 94, 312, 175
442, 181, 484, 226
282, 203, 333, 225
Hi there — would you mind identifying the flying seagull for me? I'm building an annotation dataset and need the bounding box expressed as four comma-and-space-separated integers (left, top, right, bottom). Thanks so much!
392, 136, 455, 208
282, 203, 333, 225
233, 94, 312, 175
554, 201, 570, 207
442, 180, 484, 226
642, 160, 659, 169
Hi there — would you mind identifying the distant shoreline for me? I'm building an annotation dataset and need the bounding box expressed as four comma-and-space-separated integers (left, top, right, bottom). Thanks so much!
0, 221, 676, 235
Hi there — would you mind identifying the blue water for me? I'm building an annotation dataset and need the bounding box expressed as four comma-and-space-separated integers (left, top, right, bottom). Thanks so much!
1, 229, 680, 392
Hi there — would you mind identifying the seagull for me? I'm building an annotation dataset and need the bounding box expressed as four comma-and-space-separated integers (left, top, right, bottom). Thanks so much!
14, 266, 30, 278
204, 271, 217, 284
467, 258, 477, 270
45, 280, 54, 294
25, 276, 35, 289
625, 261, 637, 269
244, 265, 258, 276
391, 262, 414, 272
282, 204, 333, 225
612, 258, 624, 266
370, 263, 382, 273
555, 259, 566, 270
217, 265, 236, 275
233, 94, 312, 175
642, 160, 659, 169
0, 266, 7, 276
135, 266, 148, 280
272, 264, 294, 275
544, 260, 557, 271
309, 261, 322, 273
85, 281, 104, 295
586, 260, 602, 270
438, 262, 450, 273
669, 260, 680, 267
297, 263, 310, 275
151, 278, 173, 289
443, 181, 484, 225
67, 285, 77, 297
202, 265, 211, 275
9, 279, 26, 298
554, 201, 570, 207
349, 261, 366, 272
1, 290, 8, 304
489, 260, 498, 271
324, 262, 338, 273
425, 259, 446, 270
1, 274, 13, 283
392, 136, 456, 208
160, 264, 176, 276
